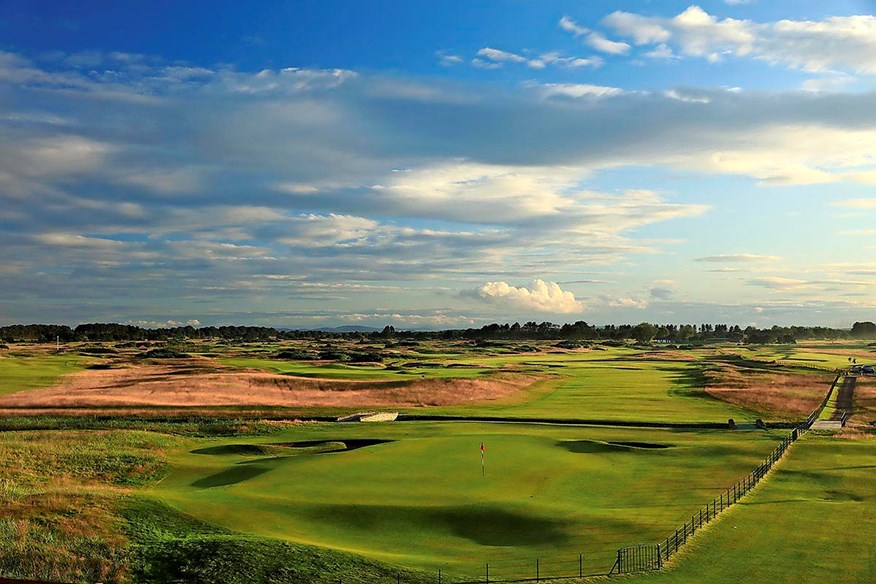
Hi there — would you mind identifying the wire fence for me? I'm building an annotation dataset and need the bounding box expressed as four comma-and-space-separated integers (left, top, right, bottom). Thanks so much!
613, 371, 843, 575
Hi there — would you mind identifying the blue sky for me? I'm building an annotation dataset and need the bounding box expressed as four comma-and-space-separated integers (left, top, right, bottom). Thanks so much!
1, 1, 875, 328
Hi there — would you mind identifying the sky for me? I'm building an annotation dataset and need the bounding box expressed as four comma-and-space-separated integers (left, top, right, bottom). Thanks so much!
1, 0, 875, 330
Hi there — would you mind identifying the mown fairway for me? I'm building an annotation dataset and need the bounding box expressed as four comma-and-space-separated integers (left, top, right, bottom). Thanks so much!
627, 434, 875, 584
151, 421, 785, 579
0, 353, 84, 396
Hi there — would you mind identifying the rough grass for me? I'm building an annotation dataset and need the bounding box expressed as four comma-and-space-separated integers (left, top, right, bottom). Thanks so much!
701, 361, 832, 420
0, 429, 176, 583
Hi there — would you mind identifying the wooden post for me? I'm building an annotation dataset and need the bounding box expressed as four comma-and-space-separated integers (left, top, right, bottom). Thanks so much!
438, 569, 441, 584
579, 553, 583, 577
536, 558, 539, 582
675, 529, 679, 552
485, 563, 489, 583
657, 543, 662, 569
617, 549, 622, 574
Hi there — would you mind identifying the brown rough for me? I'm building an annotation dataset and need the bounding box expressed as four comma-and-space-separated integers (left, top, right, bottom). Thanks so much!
0, 361, 535, 409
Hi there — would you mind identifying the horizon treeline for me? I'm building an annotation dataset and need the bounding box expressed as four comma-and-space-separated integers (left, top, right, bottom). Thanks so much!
1, 321, 875, 344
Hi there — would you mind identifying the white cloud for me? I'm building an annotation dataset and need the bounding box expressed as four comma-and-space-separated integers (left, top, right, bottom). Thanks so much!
695, 254, 781, 263
833, 198, 876, 209
559, 16, 630, 55
608, 296, 649, 309
604, 6, 876, 74
534, 82, 624, 99
34, 233, 127, 249
437, 51, 463, 66
644, 44, 676, 59
475, 47, 601, 70
585, 31, 631, 55
475, 279, 584, 313
477, 47, 527, 63
559, 15, 590, 37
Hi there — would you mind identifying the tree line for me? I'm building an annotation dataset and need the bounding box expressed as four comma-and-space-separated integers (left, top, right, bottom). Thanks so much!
1, 321, 874, 344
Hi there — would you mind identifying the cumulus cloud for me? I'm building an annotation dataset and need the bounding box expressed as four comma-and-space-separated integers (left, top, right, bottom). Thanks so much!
474, 280, 584, 313
604, 6, 876, 74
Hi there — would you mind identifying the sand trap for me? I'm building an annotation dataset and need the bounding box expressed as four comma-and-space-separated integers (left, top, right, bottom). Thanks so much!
0, 360, 535, 409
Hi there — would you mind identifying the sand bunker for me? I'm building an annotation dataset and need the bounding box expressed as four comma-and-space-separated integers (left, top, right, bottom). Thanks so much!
0, 360, 535, 409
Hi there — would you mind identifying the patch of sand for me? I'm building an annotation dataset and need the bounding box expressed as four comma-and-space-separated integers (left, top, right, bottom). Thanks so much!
0, 360, 535, 409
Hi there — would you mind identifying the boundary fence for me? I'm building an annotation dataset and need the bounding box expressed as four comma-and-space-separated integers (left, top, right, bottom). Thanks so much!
612, 371, 843, 575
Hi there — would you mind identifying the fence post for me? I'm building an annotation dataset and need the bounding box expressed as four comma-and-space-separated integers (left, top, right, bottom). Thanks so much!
617, 549, 622, 574
579, 553, 583, 578
657, 544, 662, 569
536, 558, 539, 582
438, 569, 441, 584
485, 563, 489, 584
675, 529, 679, 552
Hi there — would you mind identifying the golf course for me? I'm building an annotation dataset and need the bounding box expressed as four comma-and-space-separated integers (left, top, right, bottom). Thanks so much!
0, 338, 872, 583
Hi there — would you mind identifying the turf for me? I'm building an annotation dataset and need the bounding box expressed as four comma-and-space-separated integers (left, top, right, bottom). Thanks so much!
625, 434, 875, 584
0, 354, 85, 396
150, 421, 785, 580
437, 359, 757, 424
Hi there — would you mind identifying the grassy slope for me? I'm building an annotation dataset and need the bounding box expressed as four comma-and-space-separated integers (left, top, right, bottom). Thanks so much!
151, 421, 784, 580
0, 353, 85, 396
627, 435, 875, 584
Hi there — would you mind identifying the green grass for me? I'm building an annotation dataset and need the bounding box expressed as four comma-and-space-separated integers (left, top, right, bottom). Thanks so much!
439, 358, 756, 424
151, 421, 785, 580
220, 357, 495, 380
626, 434, 875, 584
226, 349, 761, 424
0, 353, 86, 396
724, 344, 871, 371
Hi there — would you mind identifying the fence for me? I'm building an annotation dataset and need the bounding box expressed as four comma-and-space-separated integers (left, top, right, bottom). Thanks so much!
613, 371, 844, 575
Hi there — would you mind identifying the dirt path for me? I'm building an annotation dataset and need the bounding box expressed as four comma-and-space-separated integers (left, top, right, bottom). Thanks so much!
830, 375, 856, 421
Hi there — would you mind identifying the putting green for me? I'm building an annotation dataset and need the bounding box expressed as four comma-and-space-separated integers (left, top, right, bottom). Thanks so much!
151, 422, 784, 579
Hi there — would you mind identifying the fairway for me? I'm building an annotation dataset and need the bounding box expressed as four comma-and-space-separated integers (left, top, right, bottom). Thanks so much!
151, 421, 785, 579
627, 434, 875, 584
0, 354, 84, 396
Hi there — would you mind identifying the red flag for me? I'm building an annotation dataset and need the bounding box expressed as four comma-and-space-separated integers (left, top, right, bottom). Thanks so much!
480, 442, 485, 453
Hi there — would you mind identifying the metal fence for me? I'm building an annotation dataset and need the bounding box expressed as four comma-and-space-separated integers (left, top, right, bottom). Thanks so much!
615, 371, 844, 575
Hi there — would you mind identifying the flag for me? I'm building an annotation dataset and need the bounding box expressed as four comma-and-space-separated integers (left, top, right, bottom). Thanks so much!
480, 442, 485, 476
480, 442, 485, 453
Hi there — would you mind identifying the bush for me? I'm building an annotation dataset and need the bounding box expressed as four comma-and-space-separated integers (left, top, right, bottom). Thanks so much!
141, 349, 191, 359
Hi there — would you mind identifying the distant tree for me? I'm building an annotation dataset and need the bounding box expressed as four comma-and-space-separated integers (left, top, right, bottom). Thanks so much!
850, 321, 876, 339
632, 322, 657, 343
